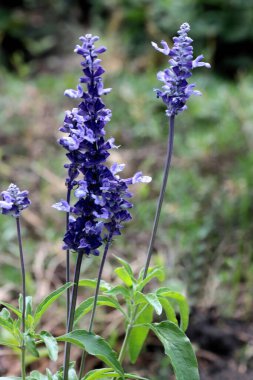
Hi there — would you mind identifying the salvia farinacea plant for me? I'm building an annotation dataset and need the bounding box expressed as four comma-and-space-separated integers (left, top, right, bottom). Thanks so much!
0, 23, 210, 380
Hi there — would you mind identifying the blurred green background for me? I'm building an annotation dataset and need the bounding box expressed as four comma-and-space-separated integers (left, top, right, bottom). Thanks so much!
0, 0, 253, 377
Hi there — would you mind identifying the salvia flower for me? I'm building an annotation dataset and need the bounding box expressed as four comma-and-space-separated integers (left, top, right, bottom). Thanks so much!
152, 22, 211, 117
0, 184, 31, 217
54, 34, 151, 256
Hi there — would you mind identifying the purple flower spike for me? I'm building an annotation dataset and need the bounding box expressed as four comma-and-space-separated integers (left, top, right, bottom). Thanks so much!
152, 22, 211, 117
0, 184, 31, 217
56, 34, 152, 256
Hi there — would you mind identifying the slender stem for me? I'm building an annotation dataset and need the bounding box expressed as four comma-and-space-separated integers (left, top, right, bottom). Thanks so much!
118, 323, 132, 364
143, 115, 175, 279
66, 187, 71, 325
63, 251, 83, 380
117, 301, 145, 366
116, 116, 175, 367
16, 217, 26, 380
21, 347, 26, 380
89, 233, 113, 332
133, 304, 149, 322
78, 231, 114, 379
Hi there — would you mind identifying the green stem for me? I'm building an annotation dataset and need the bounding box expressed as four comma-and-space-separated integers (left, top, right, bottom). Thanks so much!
133, 304, 149, 322
117, 116, 175, 367
21, 346, 25, 380
16, 217, 26, 380
78, 231, 114, 379
117, 303, 149, 366
118, 322, 132, 364
143, 115, 175, 279
63, 251, 83, 380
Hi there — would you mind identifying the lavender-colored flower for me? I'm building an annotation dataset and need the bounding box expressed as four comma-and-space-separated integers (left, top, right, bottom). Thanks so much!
152, 22, 211, 117
0, 184, 31, 217
54, 34, 151, 256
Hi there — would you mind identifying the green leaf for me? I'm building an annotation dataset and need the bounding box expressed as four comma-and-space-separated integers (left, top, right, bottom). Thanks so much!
0, 316, 15, 336
34, 282, 72, 325
148, 321, 199, 380
28, 371, 47, 380
78, 279, 111, 291
0, 301, 22, 319
25, 334, 39, 358
0, 308, 11, 320
73, 298, 94, 325
82, 368, 150, 380
82, 368, 115, 380
113, 256, 134, 278
128, 305, 153, 364
124, 375, 150, 380
134, 292, 162, 315
136, 267, 165, 291
114, 267, 133, 287
58, 330, 124, 378
50, 362, 76, 380
18, 294, 22, 313
68, 368, 78, 380
18, 294, 33, 316
45, 369, 53, 380
1, 301, 34, 328
144, 293, 163, 315
105, 285, 131, 299
0, 339, 19, 348
156, 289, 189, 331
133, 291, 147, 304
157, 296, 178, 325
39, 331, 58, 361
74, 296, 125, 326
25, 296, 33, 316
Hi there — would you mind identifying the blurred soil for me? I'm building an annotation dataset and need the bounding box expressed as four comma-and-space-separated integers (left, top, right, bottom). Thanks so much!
188, 308, 253, 380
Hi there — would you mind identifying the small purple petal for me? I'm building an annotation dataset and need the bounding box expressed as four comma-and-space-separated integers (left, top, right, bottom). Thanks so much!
94, 46, 107, 54
192, 55, 211, 69
132, 172, 152, 184
0, 200, 13, 210
64, 85, 83, 99
52, 200, 70, 212
74, 181, 88, 198
151, 40, 170, 55
111, 163, 125, 175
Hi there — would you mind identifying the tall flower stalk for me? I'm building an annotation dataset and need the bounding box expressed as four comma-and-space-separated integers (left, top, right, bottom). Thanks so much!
143, 115, 175, 279
65, 187, 71, 318
0, 184, 31, 380
117, 22, 210, 365
144, 22, 211, 279
53, 34, 151, 379
78, 230, 113, 378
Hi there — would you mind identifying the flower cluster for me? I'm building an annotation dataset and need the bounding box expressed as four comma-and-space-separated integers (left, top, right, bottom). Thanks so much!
152, 22, 211, 117
58, 35, 113, 188
0, 184, 31, 217
54, 34, 151, 256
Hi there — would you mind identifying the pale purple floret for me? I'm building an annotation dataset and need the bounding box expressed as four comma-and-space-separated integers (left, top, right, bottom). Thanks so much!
152, 22, 211, 117
53, 200, 71, 212
0, 184, 31, 217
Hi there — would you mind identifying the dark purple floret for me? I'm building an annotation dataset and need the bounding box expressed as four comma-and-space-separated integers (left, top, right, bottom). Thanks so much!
0, 183, 31, 217
152, 22, 211, 117
63, 216, 103, 256
54, 34, 151, 256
